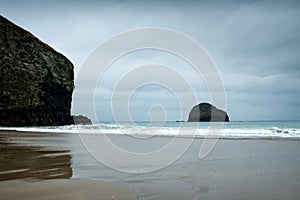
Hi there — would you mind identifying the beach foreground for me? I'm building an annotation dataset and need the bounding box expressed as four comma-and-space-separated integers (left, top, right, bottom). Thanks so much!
1, 130, 300, 200
0, 179, 135, 200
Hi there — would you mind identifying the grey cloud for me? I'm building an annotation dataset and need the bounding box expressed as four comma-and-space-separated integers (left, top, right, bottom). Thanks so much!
1, 0, 299, 120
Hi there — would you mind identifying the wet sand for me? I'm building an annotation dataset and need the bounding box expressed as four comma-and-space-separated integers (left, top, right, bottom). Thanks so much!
1, 130, 300, 199
0, 179, 135, 200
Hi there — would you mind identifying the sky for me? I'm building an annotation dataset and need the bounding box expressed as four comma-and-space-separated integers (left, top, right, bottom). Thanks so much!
1, 0, 300, 121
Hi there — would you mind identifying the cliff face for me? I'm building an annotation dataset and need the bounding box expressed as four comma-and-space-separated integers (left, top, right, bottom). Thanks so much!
188, 103, 229, 122
0, 16, 74, 126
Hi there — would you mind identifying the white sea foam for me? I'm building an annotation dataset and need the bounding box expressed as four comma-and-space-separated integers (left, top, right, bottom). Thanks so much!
1, 121, 300, 140
0, 124, 286, 137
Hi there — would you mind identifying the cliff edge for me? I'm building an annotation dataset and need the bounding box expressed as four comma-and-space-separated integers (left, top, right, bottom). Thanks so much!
0, 15, 89, 126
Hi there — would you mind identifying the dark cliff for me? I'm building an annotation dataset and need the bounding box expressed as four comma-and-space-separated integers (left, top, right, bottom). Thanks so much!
188, 103, 229, 122
0, 15, 76, 126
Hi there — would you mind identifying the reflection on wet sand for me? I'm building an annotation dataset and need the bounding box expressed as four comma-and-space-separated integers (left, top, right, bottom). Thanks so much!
0, 131, 72, 181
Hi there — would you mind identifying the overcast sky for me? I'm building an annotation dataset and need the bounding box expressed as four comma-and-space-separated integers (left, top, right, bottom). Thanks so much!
1, 0, 300, 121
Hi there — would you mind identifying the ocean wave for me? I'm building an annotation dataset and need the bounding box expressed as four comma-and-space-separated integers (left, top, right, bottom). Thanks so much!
1, 122, 300, 140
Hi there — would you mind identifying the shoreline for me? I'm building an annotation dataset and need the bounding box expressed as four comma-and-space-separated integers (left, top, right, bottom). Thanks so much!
1, 129, 300, 141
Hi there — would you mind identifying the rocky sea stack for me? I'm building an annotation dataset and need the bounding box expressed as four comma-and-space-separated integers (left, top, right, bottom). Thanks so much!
188, 102, 229, 122
0, 16, 91, 126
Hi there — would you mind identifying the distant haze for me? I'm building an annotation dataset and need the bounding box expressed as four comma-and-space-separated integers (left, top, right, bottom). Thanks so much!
1, 0, 300, 121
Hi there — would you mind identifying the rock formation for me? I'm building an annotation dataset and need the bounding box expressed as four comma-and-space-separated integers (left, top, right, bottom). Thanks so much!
71, 115, 93, 125
188, 102, 229, 122
0, 15, 91, 126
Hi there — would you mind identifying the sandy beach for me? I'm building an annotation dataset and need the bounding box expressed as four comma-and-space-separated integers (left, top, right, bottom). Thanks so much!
1, 130, 300, 200
0, 179, 135, 200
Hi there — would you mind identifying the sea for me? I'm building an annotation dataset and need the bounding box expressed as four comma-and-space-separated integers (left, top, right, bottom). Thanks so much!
1, 120, 300, 140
